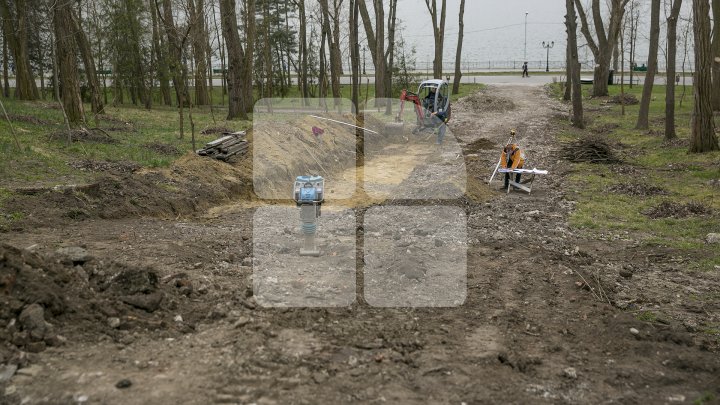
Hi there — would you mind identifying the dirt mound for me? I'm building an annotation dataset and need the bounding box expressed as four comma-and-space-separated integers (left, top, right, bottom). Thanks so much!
607, 183, 668, 196
464, 138, 496, 154
3, 153, 253, 230
559, 137, 622, 164
69, 160, 141, 174
48, 128, 118, 144
463, 92, 516, 112
607, 94, 639, 105
644, 201, 713, 219
7, 114, 54, 126
201, 126, 235, 135
0, 244, 194, 361
144, 142, 181, 156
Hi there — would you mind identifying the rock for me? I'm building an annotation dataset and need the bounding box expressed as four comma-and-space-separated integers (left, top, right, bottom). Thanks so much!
241, 257, 253, 266
706, 233, 720, 244
121, 292, 164, 312
434, 239, 444, 247
233, 317, 251, 328
115, 379, 132, 389
619, 268, 633, 279
524, 210, 541, 217
562, 367, 578, 379
25, 341, 47, 353
0, 364, 17, 383
413, 229, 429, 237
630, 328, 640, 336
56, 246, 92, 263
108, 317, 121, 329
174, 315, 183, 323
16, 364, 42, 377
19, 304, 52, 341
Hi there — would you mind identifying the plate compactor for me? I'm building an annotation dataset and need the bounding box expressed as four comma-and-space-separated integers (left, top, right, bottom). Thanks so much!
293, 176, 325, 257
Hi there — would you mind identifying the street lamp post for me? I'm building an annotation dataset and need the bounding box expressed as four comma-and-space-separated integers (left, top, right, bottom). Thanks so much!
362, 46, 366, 75
542, 41, 554, 72
524, 12, 528, 62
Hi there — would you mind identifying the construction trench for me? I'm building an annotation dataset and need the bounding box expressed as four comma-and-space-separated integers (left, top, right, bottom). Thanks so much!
1, 85, 718, 404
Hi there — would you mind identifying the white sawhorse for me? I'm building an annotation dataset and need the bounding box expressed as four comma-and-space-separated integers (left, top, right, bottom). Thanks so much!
498, 168, 549, 194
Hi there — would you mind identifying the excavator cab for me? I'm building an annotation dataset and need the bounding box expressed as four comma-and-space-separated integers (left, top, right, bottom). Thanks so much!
396, 79, 452, 134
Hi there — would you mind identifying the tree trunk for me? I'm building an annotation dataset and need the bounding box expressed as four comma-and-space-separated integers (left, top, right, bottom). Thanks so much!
711, 0, 720, 110
150, 0, 172, 105
160, 0, 188, 109
575, 0, 627, 97
424, 0, 447, 79
320, 0, 343, 102
241, 0, 255, 113
298, 0, 309, 102
357, 0, 385, 105
332, 1, 344, 77
71, 10, 104, 114
0, 0, 38, 100
190, 0, 210, 105
635, 0, 660, 129
349, 0, 359, 112
452, 0, 465, 95
564, 42, 572, 101
262, 0, 272, 101
665, 0, 682, 140
219, 0, 248, 119
53, 0, 84, 126
384, 0, 398, 114
691, 0, 720, 152
2, 26, 9, 98
566, 0, 584, 128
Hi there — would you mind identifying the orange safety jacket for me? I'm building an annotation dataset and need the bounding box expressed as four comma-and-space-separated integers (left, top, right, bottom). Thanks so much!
500, 144, 525, 170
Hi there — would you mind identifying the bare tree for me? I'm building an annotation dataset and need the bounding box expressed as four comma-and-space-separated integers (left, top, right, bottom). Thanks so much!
452, 0, 465, 95
0, 0, 39, 100
53, 0, 84, 126
150, 0, 172, 105
711, 0, 720, 109
2, 26, 9, 98
690, 0, 720, 153
566, 0, 584, 128
635, 0, 660, 129
189, 0, 210, 105
349, 0, 359, 112
318, 0, 343, 102
357, 1, 387, 103
71, 9, 104, 115
219, 0, 253, 119
574, 0, 629, 96
665, 0, 683, 140
424, 0, 446, 79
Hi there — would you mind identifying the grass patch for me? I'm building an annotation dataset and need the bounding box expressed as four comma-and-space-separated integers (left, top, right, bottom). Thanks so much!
550, 82, 720, 267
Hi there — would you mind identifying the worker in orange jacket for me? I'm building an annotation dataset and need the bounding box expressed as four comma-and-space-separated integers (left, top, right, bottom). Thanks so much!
500, 142, 525, 189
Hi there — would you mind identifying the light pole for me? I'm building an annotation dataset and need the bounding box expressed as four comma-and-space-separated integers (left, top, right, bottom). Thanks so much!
542, 41, 554, 72
524, 12, 528, 62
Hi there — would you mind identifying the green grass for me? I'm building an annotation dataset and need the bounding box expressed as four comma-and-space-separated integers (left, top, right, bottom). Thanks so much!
0, 82, 485, 191
551, 82, 720, 270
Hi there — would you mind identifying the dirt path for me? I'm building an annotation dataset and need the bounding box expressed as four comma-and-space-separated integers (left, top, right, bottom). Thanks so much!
2, 85, 718, 404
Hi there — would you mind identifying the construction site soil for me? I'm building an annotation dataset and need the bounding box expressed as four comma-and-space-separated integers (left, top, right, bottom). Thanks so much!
1, 85, 718, 404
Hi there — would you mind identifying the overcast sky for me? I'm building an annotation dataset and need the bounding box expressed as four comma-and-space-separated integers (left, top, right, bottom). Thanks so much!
396, 0, 569, 68
388, 0, 694, 71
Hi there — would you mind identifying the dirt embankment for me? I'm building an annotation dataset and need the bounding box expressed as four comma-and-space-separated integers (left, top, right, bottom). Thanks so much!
2, 153, 254, 231
0, 244, 205, 366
